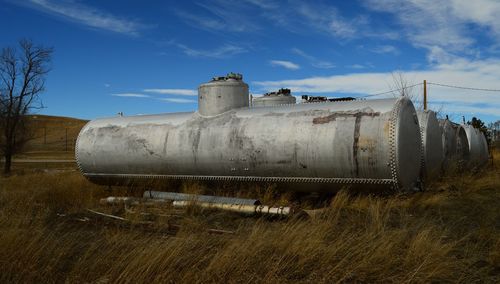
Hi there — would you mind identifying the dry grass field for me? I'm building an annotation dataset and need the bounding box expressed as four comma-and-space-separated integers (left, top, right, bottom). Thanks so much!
0, 115, 499, 283
15, 114, 88, 160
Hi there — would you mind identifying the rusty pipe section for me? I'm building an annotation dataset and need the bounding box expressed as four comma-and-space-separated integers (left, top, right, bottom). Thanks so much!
172, 200, 296, 217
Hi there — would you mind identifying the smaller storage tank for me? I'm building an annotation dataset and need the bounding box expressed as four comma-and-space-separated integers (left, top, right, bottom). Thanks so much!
198, 72, 249, 116
439, 119, 469, 172
463, 124, 489, 168
252, 88, 296, 107
416, 110, 443, 180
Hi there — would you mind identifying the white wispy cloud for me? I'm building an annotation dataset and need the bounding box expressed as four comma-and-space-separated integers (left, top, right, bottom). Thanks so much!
370, 45, 400, 55
143, 89, 197, 96
174, 0, 396, 41
175, 43, 247, 58
347, 64, 367, 69
365, 0, 468, 51
176, 1, 259, 33
286, 1, 370, 39
291, 48, 335, 69
175, 10, 226, 31
364, 0, 500, 55
25, 0, 148, 36
111, 93, 150, 98
278, 1, 397, 41
254, 57, 500, 120
313, 61, 336, 69
269, 60, 300, 70
428, 103, 500, 118
160, 98, 197, 104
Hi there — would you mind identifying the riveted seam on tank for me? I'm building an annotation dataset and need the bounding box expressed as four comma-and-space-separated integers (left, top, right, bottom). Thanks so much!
84, 173, 395, 184
75, 120, 93, 176
419, 124, 426, 179
388, 98, 402, 191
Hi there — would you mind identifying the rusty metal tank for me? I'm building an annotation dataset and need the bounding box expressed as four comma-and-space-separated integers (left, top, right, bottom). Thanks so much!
252, 88, 296, 107
462, 124, 489, 168
76, 74, 422, 192
439, 119, 469, 171
416, 110, 443, 180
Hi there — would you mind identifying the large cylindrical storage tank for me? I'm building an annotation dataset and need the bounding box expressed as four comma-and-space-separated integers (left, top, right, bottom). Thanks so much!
253, 88, 296, 107
76, 91, 422, 193
439, 119, 470, 171
463, 124, 489, 168
416, 110, 443, 180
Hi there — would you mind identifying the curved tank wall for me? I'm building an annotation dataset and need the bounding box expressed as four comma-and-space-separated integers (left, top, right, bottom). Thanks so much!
463, 124, 489, 168
198, 73, 249, 116
76, 97, 422, 192
252, 95, 296, 107
439, 119, 470, 171
416, 110, 443, 180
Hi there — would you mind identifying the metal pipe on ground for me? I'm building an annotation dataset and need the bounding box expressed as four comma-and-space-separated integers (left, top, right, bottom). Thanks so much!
172, 200, 297, 217
99, 196, 172, 206
100, 193, 302, 217
143, 190, 260, 206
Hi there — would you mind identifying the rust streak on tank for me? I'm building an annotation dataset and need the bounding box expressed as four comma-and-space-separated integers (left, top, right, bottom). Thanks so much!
312, 111, 380, 124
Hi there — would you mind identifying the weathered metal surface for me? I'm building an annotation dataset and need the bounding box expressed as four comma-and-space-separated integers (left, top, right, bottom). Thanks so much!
198, 73, 249, 116
76, 96, 422, 192
416, 110, 443, 180
143, 190, 260, 205
462, 124, 489, 168
439, 119, 470, 171
252, 88, 296, 107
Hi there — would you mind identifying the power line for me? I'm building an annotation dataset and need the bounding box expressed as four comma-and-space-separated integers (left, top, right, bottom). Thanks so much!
361, 82, 423, 98
427, 82, 500, 92
359, 81, 500, 100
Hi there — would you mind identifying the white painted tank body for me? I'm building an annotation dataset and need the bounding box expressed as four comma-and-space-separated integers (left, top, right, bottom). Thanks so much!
76, 97, 422, 192
439, 119, 470, 171
462, 124, 489, 168
416, 110, 443, 180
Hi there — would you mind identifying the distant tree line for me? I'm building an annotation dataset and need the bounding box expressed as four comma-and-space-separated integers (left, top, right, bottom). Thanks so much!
487, 120, 500, 144
467, 117, 493, 145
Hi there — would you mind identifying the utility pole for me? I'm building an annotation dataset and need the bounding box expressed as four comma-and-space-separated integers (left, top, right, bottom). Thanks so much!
423, 79, 427, 110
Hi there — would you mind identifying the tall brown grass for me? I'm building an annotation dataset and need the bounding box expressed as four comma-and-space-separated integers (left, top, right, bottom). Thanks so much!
0, 155, 498, 283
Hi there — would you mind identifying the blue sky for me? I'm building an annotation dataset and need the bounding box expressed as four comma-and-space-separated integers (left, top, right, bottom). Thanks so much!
1, 0, 499, 123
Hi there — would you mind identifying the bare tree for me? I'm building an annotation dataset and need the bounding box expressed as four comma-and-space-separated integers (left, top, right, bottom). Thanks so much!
390, 72, 415, 97
0, 39, 53, 174
389, 72, 456, 123
390, 71, 425, 110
